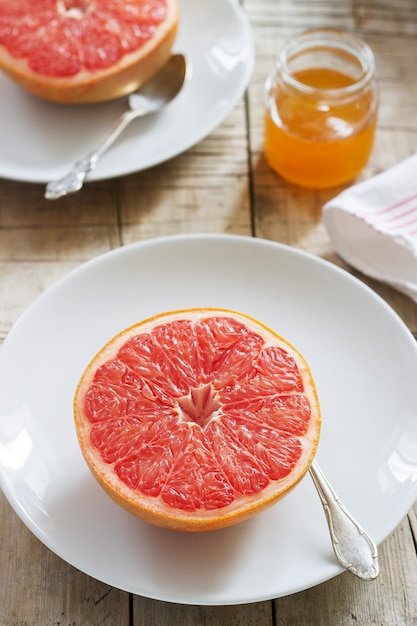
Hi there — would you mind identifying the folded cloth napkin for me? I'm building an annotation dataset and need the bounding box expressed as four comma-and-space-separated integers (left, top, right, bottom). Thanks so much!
323, 153, 417, 302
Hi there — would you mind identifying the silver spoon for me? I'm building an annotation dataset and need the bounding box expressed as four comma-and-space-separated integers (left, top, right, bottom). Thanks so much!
45, 53, 187, 200
310, 460, 379, 580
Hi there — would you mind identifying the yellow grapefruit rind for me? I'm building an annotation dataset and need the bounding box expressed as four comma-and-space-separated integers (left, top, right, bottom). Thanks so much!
74, 308, 321, 531
0, 0, 179, 104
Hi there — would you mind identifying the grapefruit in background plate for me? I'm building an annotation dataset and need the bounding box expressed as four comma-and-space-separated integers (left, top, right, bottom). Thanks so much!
74, 308, 321, 531
0, 0, 179, 103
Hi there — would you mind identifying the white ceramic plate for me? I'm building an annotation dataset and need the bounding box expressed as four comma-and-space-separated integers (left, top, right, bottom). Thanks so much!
0, 0, 253, 184
1, 234, 417, 605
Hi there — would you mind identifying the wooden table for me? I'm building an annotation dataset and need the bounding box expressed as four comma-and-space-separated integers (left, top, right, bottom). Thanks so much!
1, 0, 417, 623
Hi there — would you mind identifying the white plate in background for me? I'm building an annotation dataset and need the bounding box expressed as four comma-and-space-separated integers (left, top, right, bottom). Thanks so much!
0, 0, 254, 183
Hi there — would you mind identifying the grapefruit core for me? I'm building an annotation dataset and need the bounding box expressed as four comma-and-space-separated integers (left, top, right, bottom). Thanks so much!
74, 308, 321, 531
0, 0, 179, 103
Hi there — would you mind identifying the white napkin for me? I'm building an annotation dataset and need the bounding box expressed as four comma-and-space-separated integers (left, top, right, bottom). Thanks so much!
323, 153, 417, 302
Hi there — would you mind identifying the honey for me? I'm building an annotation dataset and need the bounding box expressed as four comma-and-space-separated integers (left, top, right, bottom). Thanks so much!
264, 30, 378, 189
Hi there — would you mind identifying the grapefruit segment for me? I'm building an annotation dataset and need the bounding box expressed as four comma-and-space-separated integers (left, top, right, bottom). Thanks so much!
74, 308, 321, 531
0, 0, 179, 103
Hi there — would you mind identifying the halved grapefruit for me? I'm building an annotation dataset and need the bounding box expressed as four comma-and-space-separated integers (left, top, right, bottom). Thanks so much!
0, 0, 179, 103
74, 308, 321, 531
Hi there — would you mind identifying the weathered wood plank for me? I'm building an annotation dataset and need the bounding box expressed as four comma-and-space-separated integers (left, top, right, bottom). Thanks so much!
0, 494, 130, 626
118, 102, 252, 243
272, 518, 417, 625
133, 597, 274, 626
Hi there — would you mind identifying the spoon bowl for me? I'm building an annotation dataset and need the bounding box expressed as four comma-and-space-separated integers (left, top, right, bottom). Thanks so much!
128, 53, 187, 113
45, 53, 188, 200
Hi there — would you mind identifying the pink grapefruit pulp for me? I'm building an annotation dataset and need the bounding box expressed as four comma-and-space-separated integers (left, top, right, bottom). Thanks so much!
0, 0, 179, 103
74, 308, 321, 531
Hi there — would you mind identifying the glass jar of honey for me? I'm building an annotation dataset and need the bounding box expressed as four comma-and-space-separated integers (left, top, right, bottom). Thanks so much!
264, 29, 378, 189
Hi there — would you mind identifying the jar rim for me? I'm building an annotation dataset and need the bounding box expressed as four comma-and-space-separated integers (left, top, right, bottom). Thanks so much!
277, 28, 376, 99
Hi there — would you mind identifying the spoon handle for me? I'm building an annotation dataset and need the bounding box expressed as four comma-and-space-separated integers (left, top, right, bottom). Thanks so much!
45, 108, 141, 200
309, 461, 379, 580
